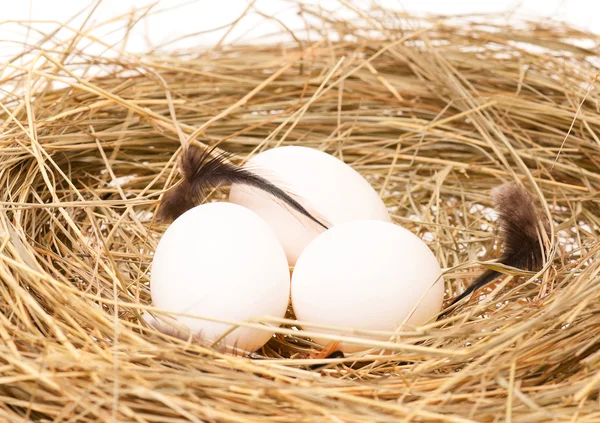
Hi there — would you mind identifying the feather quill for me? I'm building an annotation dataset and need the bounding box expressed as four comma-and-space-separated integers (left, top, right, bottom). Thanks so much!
156, 145, 328, 229
448, 182, 548, 307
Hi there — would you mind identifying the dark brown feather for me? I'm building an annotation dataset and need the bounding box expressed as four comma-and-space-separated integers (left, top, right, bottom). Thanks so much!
308, 350, 345, 370
156, 145, 328, 229
448, 182, 548, 307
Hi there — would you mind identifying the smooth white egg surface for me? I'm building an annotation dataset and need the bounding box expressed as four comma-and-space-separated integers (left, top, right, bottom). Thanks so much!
291, 220, 444, 353
150, 202, 290, 353
229, 146, 391, 266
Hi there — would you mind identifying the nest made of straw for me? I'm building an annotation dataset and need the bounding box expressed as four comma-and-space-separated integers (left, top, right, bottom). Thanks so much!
0, 2, 599, 422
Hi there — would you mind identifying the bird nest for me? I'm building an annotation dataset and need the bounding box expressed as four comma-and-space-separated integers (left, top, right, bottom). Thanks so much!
0, 3, 599, 422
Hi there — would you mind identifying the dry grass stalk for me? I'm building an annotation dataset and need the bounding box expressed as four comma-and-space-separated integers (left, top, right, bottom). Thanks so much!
0, 1, 599, 422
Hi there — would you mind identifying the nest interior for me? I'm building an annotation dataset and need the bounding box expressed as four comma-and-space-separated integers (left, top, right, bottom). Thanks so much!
0, 3, 599, 422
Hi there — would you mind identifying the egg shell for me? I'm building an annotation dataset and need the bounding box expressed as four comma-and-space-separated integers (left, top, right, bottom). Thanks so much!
150, 202, 291, 353
291, 220, 444, 353
229, 146, 391, 266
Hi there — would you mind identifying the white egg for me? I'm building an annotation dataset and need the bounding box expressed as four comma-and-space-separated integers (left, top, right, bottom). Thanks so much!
229, 146, 391, 266
291, 220, 444, 353
149, 202, 290, 353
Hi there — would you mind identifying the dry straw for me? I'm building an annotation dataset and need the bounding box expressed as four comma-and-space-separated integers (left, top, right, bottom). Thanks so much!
0, 1, 599, 422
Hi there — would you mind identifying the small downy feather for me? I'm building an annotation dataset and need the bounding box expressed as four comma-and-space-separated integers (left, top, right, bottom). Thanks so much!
156, 144, 328, 229
448, 182, 548, 308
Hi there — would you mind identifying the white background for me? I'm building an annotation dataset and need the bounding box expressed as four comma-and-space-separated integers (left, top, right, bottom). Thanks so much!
1, 1, 599, 53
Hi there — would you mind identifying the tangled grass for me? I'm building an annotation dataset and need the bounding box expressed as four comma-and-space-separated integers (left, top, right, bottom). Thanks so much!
0, 2, 599, 422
